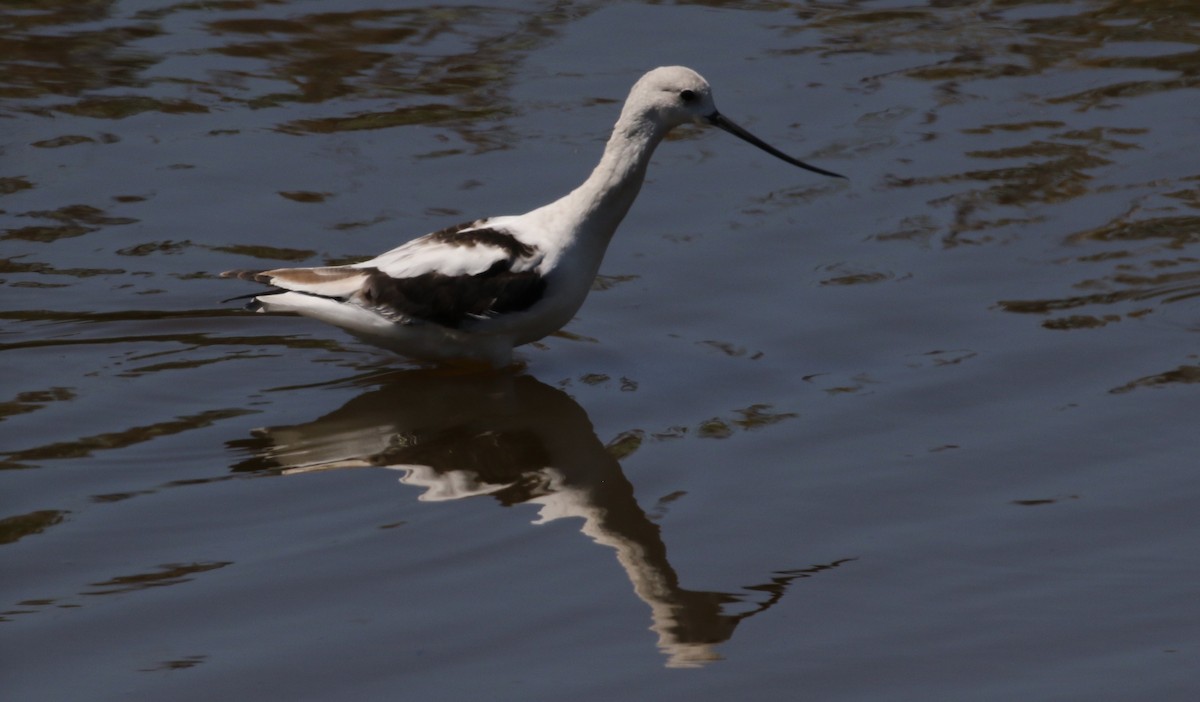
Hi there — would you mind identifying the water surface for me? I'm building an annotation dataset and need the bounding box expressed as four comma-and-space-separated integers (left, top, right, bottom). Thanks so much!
3, 1, 1199, 700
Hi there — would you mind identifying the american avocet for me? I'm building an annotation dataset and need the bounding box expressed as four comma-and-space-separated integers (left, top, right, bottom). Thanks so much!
223, 66, 843, 366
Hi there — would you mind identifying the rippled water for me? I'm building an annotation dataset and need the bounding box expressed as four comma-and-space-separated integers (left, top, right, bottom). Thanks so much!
3, 1, 1199, 700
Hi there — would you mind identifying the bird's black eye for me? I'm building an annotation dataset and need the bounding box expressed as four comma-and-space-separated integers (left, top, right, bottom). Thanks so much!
679, 89, 698, 103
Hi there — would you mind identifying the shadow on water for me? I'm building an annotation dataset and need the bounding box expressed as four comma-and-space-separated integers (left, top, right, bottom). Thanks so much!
227, 368, 853, 668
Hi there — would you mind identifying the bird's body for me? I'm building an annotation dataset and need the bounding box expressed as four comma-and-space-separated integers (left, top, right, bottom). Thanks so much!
223, 66, 842, 366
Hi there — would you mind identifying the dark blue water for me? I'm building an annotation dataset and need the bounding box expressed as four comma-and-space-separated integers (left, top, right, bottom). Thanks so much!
3, 1, 1198, 700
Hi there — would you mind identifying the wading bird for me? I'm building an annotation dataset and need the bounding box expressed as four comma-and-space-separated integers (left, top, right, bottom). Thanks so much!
223, 66, 843, 366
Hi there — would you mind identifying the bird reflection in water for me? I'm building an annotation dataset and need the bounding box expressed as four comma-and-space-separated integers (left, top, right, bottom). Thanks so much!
229, 370, 852, 668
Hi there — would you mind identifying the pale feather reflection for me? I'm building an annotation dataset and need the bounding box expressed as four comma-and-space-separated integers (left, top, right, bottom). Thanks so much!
231, 369, 850, 668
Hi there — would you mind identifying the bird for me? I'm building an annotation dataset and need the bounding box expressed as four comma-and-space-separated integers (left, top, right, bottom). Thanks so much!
222, 66, 844, 367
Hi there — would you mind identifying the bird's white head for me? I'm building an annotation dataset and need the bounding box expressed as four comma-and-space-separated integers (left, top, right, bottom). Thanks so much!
622, 65, 845, 180
625, 65, 718, 129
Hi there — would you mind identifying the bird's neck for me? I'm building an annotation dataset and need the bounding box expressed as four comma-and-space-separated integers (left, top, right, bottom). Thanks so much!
551, 113, 668, 248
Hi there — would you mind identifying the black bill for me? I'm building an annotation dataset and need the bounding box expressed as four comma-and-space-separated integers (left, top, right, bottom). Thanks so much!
708, 111, 845, 179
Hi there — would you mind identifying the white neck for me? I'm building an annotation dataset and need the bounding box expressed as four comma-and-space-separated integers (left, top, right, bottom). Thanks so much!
535, 106, 670, 254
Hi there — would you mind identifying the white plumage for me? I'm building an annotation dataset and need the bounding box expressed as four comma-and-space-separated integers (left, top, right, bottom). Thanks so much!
223, 66, 843, 366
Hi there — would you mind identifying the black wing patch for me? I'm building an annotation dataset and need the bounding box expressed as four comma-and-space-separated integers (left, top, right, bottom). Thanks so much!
360, 265, 546, 328
359, 226, 546, 328
427, 220, 539, 260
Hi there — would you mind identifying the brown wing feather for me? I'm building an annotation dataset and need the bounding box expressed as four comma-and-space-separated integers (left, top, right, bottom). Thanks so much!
220, 266, 369, 298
